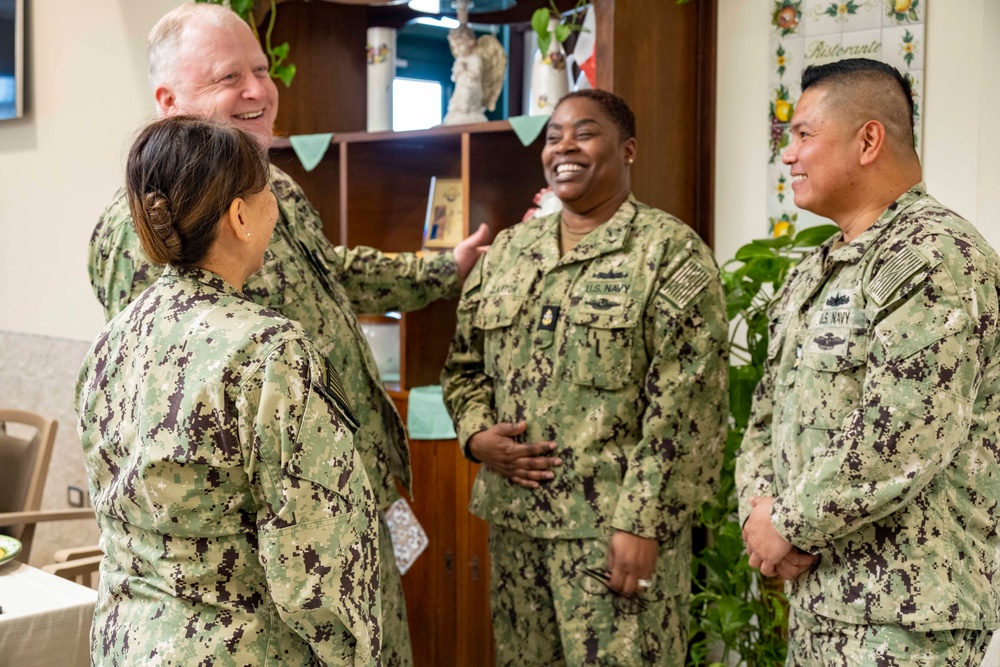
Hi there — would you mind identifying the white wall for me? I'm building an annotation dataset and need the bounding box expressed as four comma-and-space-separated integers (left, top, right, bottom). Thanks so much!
0, 0, 183, 342
715, 0, 1000, 263
1, 0, 996, 340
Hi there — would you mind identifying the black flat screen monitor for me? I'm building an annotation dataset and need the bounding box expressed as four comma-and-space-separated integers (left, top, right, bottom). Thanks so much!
0, 0, 23, 120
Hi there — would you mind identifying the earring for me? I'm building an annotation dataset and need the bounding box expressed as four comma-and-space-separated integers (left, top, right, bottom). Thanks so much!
246, 232, 251, 238
627, 158, 634, 165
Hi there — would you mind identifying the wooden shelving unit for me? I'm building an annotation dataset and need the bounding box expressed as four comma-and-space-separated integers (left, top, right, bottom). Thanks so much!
271, 120, 545, 391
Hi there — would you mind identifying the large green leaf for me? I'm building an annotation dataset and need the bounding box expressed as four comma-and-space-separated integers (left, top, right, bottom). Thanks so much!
532, 8, 553, 55
230, 0, 255, 19
744, 256, 791, 284
716, 596, 755, 636
271, 42, 289, 61
749, 235, 795, 249
734, 243, 778, 261
725, 287, 754, 320
729, 364, 761, 430
793, 224, 840, 247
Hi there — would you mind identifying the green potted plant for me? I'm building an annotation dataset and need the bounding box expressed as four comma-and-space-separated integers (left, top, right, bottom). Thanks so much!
195, 0, 296, 86
688, 222, 839, 667
530, 1, 587, 59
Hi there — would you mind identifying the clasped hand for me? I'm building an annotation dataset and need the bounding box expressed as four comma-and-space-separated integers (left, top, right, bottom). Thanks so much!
467, 421, 561, 489
742, 496, 817, 580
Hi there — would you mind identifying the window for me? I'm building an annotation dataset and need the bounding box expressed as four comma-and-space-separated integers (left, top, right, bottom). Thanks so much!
392, 78, 443, 131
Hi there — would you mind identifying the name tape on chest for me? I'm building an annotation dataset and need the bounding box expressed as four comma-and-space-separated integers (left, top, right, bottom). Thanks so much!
866, 246, 928, 306
659, 258, 710, 310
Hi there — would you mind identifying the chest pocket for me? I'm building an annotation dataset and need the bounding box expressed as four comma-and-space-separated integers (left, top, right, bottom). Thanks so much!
797, 328, 867, 429
563, 302, 638, 390
477, 294, 526, 378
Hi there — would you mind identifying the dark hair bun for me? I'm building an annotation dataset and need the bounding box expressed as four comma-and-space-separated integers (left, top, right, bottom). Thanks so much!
125, 116, 270, 267
140, 191, 182, 264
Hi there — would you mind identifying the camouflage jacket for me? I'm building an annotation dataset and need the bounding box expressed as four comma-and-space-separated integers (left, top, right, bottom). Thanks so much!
441, 196, 729, 555
737, 184, 1000, 630
88, 164, 461, 511
76, 266, 381, 666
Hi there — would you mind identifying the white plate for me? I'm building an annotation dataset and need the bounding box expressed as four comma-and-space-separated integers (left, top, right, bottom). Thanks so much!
0, 534, 22, 565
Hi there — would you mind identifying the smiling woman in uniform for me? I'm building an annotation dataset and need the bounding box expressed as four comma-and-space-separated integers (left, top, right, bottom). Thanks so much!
75, 116, 381, 667
442, 89, 730, 666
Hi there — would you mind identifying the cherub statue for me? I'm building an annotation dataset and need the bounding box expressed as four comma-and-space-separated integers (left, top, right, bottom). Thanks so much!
442, 26, 506, 126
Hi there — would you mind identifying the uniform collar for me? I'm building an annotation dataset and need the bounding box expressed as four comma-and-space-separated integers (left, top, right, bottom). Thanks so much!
161, 264, 245, 299
518, 194, 639, 265
561, 194, 638, 264
268, 163, 295, 228
827, 181, 927, 265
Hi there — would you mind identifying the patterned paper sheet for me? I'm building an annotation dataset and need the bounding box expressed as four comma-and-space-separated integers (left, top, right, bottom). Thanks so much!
385, 498, 429, 575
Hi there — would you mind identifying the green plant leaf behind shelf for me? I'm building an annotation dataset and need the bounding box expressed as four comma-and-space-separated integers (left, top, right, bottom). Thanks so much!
195, 0, 295, 87
531, 8, 553, 57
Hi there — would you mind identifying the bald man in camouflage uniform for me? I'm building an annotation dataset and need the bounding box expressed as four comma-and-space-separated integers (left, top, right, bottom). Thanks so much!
442, 193, 729, 665
88, 7, 486, 665
77, 265, 381, 666
738, 59, 1000, 665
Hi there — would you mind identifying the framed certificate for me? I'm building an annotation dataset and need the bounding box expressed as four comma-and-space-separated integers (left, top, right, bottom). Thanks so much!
422, 177, 465, 250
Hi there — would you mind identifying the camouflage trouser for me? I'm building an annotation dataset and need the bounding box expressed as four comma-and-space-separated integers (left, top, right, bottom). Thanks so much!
787, 607, 993, 667
489, 525, 688, 667
379, 511, 413, 667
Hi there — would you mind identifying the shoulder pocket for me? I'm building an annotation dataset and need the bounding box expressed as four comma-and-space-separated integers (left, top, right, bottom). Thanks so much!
875, 303, 969, 361
285, 385, 360, 513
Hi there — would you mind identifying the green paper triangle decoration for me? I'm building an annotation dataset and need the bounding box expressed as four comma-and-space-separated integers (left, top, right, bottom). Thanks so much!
289, 133, 334, 172
508, 115, 549, 147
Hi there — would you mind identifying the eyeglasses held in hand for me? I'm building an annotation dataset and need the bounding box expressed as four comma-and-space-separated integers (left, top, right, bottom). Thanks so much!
579, 567, 649, 615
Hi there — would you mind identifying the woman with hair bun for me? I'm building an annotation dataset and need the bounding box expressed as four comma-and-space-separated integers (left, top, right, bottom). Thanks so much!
76, 116, 381, 667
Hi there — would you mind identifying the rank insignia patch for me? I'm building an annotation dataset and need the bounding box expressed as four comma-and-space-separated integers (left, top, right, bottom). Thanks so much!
538, 305, 560, 331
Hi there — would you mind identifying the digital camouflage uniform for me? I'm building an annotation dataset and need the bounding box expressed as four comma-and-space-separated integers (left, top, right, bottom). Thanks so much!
76, 265, 380, 666
89, 165, 461, 667
787, 607, 994, 666
736, 184, 1000, 665
441, 196, 730, 666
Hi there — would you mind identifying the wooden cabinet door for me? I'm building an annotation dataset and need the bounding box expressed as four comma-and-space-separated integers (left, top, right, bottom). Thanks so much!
400, 438, 459, 667
398, 434, 495, 667
455, 460, 495, 667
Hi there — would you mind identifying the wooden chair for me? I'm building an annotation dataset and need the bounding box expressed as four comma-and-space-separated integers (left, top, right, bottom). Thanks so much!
0, 409, 96, 564
42, 545, 103, 587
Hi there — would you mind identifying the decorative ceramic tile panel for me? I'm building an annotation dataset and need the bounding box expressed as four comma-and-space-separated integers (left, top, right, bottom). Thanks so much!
766, 0, 926, 236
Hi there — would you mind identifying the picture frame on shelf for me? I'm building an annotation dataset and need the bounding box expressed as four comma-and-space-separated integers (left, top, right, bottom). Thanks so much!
422, 176, 464, 250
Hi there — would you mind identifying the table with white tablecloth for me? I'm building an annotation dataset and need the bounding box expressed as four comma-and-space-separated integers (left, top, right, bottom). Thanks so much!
0, 560, 96, 667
